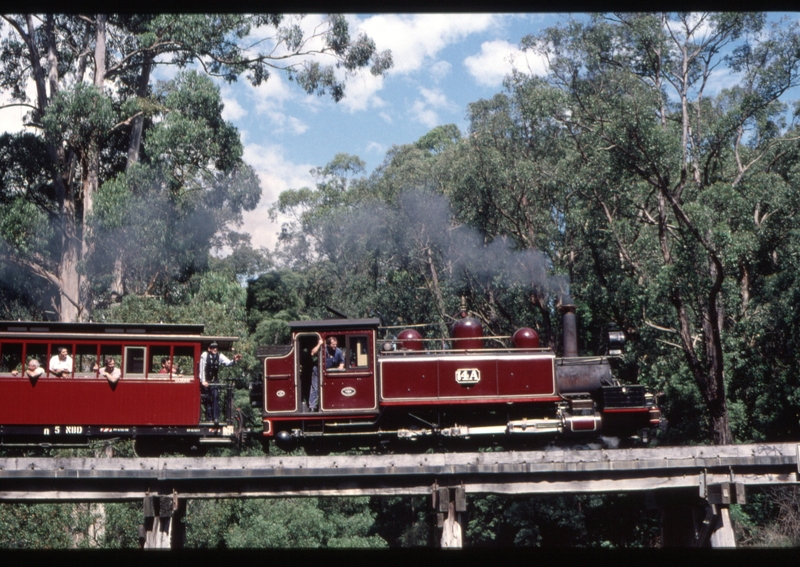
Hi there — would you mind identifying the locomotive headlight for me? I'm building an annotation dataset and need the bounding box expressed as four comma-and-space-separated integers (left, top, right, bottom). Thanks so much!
608, 329, 625, 356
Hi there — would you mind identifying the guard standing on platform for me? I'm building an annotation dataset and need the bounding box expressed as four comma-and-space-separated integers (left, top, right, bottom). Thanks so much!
199, 342, 241, 423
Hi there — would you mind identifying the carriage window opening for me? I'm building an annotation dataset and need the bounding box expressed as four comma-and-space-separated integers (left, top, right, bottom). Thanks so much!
75, 344, 100, 377
100, 345, 122, 376
149, 345, 171, 379
347, 336, 370, 369
26, 343, 49, 370
0, 343, 23, 376
124, 346, 146, 376
48, 344, 75, 377
172, 345, 195, 382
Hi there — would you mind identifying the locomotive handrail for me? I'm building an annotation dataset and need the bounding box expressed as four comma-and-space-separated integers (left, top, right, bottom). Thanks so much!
378, 347, 554, 355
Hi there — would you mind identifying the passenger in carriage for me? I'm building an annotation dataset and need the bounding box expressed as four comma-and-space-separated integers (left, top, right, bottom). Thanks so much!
25, 359, 45, 379
49, 347, 73, 377
159, 358, 173, 374
101, 357, 121, 384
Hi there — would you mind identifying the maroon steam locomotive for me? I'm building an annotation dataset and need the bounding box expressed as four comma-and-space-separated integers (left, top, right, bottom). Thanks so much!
253, 305, 662, 451
0, 305, 661, 453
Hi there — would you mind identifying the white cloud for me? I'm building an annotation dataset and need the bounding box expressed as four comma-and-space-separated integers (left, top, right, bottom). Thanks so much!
410, 86, 458, 128
358, 14, 500, 75
429, 60, 452, 82
366, 141, 387, 155
379, 112, 393, 124
221, 95, 247, 122
238, 14, 504, 118
0, 78, 38, 134
464, 39, 548, 87
339, 72, 388, 113
238, 74, 313, 135
239, 143, 316, 250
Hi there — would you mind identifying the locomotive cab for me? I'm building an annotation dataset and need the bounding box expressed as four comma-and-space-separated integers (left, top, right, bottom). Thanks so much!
258, 318, 381, 416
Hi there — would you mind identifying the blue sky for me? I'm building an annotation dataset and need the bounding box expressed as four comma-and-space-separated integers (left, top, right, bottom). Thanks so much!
222, 13, 573, 249
2, 13, 799, 253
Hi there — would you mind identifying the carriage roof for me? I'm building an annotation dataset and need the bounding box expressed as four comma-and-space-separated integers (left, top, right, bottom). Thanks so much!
0, 321, 237, 348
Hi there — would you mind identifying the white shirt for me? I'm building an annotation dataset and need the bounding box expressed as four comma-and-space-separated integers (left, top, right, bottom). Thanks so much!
198, 351, 235, 385
49, 354, 73, 376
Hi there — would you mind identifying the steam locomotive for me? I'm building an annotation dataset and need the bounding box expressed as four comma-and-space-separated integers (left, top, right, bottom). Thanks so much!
252, 304, 662, 451
0, 305, 661, 453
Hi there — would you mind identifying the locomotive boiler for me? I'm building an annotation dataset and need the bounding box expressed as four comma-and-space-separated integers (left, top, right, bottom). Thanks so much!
253, 305, 662, 451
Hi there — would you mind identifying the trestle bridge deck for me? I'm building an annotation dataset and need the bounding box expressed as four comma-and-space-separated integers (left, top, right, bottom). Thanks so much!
0, 442, 796, 500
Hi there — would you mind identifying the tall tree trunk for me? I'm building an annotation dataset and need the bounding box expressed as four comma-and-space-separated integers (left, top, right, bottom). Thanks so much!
59, 198, 82, 322
22, 14, 82, 321
112, 49, 154, 297
126, 51, 152, 168
70, 14, 109, 316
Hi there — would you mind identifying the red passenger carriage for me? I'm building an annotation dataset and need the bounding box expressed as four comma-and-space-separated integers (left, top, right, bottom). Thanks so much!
0, 321, 243, 451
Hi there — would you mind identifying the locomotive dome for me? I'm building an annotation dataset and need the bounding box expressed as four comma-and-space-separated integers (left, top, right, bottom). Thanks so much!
512, 327, 540, 348
397, 328, 424, 351
451, 315, 483, 349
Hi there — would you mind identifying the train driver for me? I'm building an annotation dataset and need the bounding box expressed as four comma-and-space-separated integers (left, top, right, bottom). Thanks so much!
49, 347, 73, 377
308, 336, 344, 412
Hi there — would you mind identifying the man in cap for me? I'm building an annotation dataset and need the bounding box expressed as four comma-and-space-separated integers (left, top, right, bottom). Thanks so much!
198, 342, 241, 423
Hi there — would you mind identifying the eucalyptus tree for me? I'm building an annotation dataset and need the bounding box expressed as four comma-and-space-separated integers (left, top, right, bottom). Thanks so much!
512, 13, 800, 443
444, 84, 572, 348
0, 14, 392, 321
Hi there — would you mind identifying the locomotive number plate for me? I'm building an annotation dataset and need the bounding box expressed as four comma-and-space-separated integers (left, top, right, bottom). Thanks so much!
455, 368, 481, 385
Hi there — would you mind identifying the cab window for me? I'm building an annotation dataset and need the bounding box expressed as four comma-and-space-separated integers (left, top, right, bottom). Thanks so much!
346, 335, 370, 369
26, 343, 49, 372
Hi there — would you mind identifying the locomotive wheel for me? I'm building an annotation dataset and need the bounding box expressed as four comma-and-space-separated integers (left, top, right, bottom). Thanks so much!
274, 430, 298, 453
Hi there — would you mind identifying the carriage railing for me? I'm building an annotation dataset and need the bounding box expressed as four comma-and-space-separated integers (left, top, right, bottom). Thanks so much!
199, 382, 236, 425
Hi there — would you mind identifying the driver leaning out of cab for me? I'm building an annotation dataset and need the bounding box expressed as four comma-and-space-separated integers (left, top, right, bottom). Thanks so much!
309, 336, 344, 412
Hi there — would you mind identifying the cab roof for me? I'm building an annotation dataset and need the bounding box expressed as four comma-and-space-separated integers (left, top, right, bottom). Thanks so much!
289, 318, 381, 332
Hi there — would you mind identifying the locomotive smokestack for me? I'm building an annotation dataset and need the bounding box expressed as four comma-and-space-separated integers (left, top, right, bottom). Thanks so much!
560, 303, 578, 358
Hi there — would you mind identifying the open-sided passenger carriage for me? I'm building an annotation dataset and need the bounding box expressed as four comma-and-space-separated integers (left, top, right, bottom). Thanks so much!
0, 321, 245, 453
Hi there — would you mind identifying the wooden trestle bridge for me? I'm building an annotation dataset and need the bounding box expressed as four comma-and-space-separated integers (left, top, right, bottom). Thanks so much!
1, 442, 798, 548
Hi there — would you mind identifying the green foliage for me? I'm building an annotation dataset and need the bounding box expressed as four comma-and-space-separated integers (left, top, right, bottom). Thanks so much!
0, 504, 75, 549
0, 13, 391, 320
184, 497, 387, 548
467, 494, 659, 548
42, 83, 115, 150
